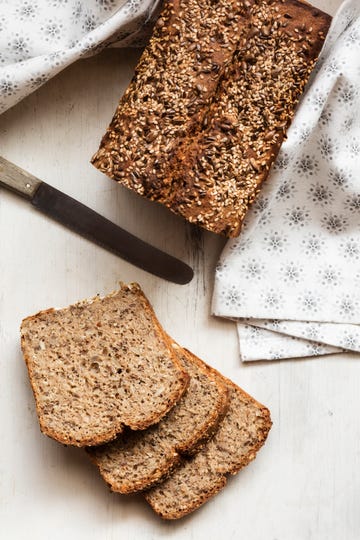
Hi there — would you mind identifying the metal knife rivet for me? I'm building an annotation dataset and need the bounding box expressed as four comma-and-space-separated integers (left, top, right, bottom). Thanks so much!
26, 183, 31, 189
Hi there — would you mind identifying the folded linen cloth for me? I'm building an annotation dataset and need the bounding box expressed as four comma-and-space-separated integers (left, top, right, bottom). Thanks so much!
0, 0, 161, 114
212, 0, 360, 362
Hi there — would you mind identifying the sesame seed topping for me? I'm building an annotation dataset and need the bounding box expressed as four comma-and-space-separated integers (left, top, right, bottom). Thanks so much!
92, 0, 331, 237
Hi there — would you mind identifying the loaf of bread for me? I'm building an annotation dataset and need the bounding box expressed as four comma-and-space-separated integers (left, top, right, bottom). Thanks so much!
91, 0, 252, 200
145, 371, 272, 519
20, 284, 189, 447
91, 0, 331, 237
87, 344, 229, 493
169, 0, 332, 236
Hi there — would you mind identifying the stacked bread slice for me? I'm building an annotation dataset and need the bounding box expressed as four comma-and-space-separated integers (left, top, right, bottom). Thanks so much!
20, 284, 189, 447
146, 373, 271, 519
87, 344, 230, 493
91, 0, 332, 237
21, 284, 272, 519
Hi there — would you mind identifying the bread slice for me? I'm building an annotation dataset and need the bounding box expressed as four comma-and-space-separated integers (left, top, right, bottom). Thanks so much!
145, 371, 272, 519
20, 284, 189, 447
87, 344, 229, 493
91, 0, 331, 238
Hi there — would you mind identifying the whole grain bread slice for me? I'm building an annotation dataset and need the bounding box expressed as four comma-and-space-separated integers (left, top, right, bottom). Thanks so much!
145, 369, 272, 519
87, 343, 229, 493
20, 284, 189, 447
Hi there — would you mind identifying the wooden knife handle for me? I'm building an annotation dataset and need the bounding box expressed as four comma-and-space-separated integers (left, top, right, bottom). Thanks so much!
0, 155, 42, 200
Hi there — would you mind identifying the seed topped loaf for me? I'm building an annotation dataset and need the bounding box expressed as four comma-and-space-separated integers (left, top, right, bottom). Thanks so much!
169, 0, 332, 236
145, 372, 272, 519
91, 0, 331, 238
87, 344, 229, 493
91, 0, 254, 198
20, 284, 189, 447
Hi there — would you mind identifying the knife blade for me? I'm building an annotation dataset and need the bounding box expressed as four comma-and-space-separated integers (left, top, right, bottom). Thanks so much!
0, 156, 193, 284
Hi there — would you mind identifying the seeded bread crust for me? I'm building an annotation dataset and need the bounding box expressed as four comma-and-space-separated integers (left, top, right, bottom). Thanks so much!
87, 344, 229, 493
20, 284, 189, 447
169, 0, 332, 236
91, 0, 331, 238
145, 368, 272, 519
91, 0, 252, 198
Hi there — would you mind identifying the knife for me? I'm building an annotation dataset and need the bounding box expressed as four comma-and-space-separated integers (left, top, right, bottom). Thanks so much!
0, 156, 193, 284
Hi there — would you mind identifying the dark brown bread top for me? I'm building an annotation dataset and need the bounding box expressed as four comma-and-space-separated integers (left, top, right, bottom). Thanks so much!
87, 345, 229, 493
91, 0, 331, 238
145, 371, 272, 519
169, 0, 332, 236
91, 0, 253, 197
20, 284, 189, 447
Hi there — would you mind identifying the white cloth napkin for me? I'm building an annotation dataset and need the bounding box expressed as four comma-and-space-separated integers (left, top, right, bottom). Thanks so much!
0, 0, 160, 114
212, 0, 360, 362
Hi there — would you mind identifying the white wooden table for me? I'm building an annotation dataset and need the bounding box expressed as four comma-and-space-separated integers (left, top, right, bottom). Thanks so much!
1, 1, 359, 538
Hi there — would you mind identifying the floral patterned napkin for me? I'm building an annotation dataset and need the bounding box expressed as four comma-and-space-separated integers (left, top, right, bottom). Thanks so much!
212, 0, 360, 361
0, 0, 160, 114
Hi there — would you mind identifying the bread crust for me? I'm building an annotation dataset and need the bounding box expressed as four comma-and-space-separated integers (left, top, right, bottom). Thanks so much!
144, 361, 272, 519
147, 475, 228, 520
20, 283, 189, 447
168, 0, 332, 237
91, 0, 331, 238
87, 344, 229, 493
91, 0, 252, 198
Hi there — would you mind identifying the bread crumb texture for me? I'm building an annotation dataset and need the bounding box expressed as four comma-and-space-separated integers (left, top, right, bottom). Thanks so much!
87, 346, 229, 493
20, 284, 189, 447
92, 0, 331, 237
145, 376, 272, 519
